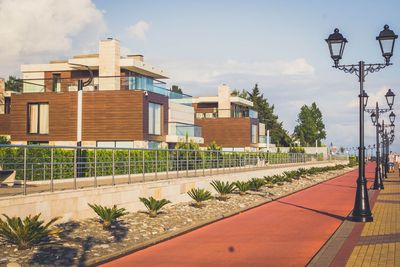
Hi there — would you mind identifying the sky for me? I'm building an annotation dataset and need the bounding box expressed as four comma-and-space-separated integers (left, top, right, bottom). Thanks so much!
1, 0, 400, 152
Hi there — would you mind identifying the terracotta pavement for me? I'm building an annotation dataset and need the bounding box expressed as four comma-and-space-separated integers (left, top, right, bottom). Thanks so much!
101, 165, 375, 267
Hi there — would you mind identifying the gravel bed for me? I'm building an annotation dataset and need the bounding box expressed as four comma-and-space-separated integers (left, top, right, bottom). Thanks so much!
0, 167, 354, 266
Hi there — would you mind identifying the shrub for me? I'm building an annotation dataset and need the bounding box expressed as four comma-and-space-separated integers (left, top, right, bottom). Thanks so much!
210, 180, 236, 201
139, 197, 171, 217
248, 178, 266, 191
187, 188, 212, 207
234, 181, 251, 195
0, 214, 60, 249
88, 204, 128, 229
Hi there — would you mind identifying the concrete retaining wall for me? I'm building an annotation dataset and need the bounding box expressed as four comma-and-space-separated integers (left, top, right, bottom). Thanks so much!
0, 161, 347, 222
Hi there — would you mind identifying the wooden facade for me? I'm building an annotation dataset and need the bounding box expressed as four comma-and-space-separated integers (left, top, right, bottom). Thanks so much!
3, 90, 168, 143
0, 114, 10, 135
194, 117, 259, 148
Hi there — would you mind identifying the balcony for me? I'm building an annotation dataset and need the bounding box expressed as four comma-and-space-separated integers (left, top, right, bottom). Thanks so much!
20, 76, 193, 105
195, 108, 258, 119
167, 122, 203, 144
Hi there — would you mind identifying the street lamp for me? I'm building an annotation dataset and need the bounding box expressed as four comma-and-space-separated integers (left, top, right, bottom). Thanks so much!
326, 25, 397, 222
389, 111, 396, 124
385, 89, 395, 109
376, 25, 398, 65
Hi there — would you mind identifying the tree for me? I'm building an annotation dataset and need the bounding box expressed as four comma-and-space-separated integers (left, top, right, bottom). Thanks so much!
5, 76, 22, 92
171, 85, 183, 94
293, 102, 326, 147
245, 84, 292, 146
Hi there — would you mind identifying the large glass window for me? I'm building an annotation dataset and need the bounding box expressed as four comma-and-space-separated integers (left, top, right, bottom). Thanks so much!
148, 102, 162, 135
28, 103, 49, 134
251, 124, 257, 144
128, 75, 154, 91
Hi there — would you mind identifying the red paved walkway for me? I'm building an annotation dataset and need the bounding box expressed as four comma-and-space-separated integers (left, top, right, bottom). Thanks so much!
102, 165, 375, 267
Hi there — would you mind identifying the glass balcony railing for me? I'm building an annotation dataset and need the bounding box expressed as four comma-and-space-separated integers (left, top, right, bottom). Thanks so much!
169, 122, 202, 138
259, 135, 270, 144
195, 108, 258, 119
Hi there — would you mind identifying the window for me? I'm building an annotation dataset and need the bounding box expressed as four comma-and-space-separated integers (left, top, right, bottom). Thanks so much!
28, 103, 49, 134
96, 141, 134, 148
251, 124, 257, 144
27, 141, 49, 146
52, 73, 61, 92
148, 102, 162, 135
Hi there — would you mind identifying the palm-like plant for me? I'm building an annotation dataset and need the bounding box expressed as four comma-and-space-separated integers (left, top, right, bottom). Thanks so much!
234, 181, 250, 195
248, 178, 265, 191
0, 214, 60, 249
187, 188, 212, 207
88, 204, 128, 229
210, 180, 236, 201
139, 197, 171, 217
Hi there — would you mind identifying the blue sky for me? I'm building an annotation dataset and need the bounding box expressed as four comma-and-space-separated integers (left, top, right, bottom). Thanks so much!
1, 0, 400, 151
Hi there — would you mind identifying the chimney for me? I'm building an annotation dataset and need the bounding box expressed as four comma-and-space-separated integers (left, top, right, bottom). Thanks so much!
217, 84, 231, 118
0, 78, 4, 94
127, 55, 144, 62
99, 38, 121, 91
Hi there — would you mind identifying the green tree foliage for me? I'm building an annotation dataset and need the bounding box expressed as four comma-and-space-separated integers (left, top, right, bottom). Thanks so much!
5, 76, 22, 92
0, 136, 10, 144
171, 85, 183, 94
244, 84, 292, 146
293, 102, 326, 147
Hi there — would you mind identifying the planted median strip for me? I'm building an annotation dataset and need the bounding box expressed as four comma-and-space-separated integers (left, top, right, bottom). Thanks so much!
0, 163, 355, 266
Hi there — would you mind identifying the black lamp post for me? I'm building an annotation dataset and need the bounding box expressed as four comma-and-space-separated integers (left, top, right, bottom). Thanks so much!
365, 88, 395, 190
325, 25, 397, 222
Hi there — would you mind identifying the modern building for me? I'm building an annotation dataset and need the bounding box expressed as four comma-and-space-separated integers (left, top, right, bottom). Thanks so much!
192, 85, 269, 151
0, 38, 203, 148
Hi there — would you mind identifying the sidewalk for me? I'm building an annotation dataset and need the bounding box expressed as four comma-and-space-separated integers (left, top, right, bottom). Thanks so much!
101, 165, 373, 267
339, 169, 400, 267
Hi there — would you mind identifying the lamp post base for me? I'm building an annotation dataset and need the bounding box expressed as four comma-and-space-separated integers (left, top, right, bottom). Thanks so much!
373, 167, 384, 190
348, 214, 373, 222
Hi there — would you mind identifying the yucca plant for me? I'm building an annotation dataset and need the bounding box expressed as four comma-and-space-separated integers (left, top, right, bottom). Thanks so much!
210, 180, 236, 201
0, 214, 60, 250
187, 188, 212, 207
139, 197, 171, 217
88, 204, 128, 229
248, 178, 265, 191
234, 181, 250, 196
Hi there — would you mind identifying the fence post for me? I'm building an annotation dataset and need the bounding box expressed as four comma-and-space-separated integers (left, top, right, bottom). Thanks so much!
210, 152, 212, 175
142, 149, 145, 182
194, 151, 197, 176
94, 149, 97, 187
229, 153, 231, 172
155, 150, 158, 179
177, 150, 179, 178
186, 150, 189, 177
23, 148, 27, 195
50, 148, 54, 192
73, 150, 77, 190
202, 151, 205, 176
217, 151, 220, 174
128, 149, 131, 184
166, 150, 169, 179
112, 149, 115, 185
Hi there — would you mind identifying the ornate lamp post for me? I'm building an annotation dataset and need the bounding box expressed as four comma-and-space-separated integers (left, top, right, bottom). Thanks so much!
325, 25, 397, 222
366, 89, 395, 190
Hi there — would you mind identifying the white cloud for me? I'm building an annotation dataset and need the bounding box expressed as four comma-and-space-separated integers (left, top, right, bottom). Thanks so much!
164, 58, 315, 85
0, 0, 106, 76
127, 20, 150, 40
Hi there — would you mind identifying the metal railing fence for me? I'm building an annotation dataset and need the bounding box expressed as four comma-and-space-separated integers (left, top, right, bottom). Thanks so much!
0, 144, 324, 196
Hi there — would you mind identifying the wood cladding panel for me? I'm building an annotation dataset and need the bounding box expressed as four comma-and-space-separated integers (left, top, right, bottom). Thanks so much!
0, 114, 11, 134
10, 92, 77, 141
195, 118, 255, 147
82, 90, 144, 141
